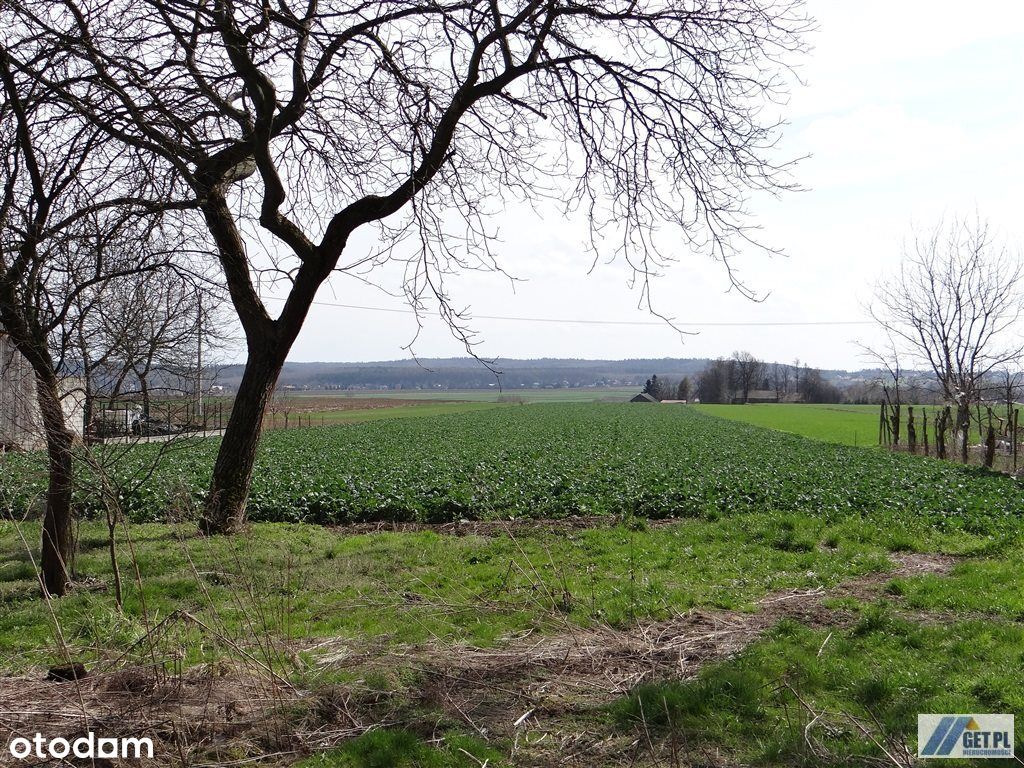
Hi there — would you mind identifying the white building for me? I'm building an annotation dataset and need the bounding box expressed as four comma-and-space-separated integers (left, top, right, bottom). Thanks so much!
0, 333, 85, 450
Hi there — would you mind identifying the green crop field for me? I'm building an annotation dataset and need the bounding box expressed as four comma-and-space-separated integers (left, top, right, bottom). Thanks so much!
695, 403, 885, 446
3, 404, 1021, 529
3, 403, 1024, 766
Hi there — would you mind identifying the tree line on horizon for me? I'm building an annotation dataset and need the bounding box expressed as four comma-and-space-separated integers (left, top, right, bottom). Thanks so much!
642, 351, 843, 404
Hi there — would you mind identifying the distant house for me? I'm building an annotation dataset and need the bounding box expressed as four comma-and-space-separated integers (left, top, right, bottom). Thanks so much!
630, 392, 658, 403
0, 332, 85, 450
731, 389, 779, 404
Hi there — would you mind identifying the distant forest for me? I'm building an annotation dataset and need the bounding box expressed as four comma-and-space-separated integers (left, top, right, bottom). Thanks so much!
215, 357, 875, 395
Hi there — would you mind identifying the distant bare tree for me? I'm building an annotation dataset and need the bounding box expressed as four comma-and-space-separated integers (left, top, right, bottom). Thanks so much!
676, 377, 691, 402
89, 268, 229, 420
989, 369, 1023, 435
871, 217, 1024, 462
730, 351, 764, 403
6, 0, 811, 533
696, 359, 731, 404
861, 331, 906, 446
771, 362, 791, 401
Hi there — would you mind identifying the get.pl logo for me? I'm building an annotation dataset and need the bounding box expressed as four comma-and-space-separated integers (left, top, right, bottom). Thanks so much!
918, 714, 1014, 759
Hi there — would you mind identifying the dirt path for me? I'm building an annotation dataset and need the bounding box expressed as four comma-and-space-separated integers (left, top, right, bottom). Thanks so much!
361, 552, 957, 765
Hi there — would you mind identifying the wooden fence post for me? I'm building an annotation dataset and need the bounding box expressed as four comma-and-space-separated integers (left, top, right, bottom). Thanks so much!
907, 406, 917, 454
1013, 408, 1019, 472
984, 407, 996, 469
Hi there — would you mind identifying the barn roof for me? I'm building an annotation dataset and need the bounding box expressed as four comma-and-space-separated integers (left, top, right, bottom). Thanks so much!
630, 392, 658, 403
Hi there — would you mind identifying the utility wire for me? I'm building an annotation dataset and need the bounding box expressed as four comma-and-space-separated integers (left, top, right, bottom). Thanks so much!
260, 295, 874, 328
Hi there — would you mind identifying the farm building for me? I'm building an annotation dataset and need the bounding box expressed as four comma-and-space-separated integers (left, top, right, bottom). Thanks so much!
0, 332, 85, 450
630, 392, 658, 403
731, 389, 779, 404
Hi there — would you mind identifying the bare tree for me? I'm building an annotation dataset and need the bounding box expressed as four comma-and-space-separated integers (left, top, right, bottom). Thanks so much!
771, 362, 791, 401
861, 331, 906, 446
0, 49, 173, 594
730, 350, 764, 404
997, 370, 1023, 432
871, 217, 1024, 462
87, 268, 229, 424
6, 0, 811, 532
696, 358, 732, 404
676, 376, 691, 402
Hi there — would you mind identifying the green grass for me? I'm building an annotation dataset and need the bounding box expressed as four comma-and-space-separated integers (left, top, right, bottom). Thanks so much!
694, 403, 886, 446
610, 611, 1024, 766
0, 514, 927, 668
296, 729, 504, 768
4, 404, 1024, 765
887, 549, 1024, 619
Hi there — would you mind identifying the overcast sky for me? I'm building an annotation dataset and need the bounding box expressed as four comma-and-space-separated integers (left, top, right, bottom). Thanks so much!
265, 1, 1024, 371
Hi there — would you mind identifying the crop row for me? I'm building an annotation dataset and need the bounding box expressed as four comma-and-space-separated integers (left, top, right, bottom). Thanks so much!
2, 404, 1022, 530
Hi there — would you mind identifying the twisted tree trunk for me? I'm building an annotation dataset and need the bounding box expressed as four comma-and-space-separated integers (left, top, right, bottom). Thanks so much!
36, 369, 76, 596
0, 301, 78, 596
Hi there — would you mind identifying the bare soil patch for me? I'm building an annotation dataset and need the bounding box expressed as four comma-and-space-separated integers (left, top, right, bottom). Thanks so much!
0, 663, 320, 767
275, 397, 464, 412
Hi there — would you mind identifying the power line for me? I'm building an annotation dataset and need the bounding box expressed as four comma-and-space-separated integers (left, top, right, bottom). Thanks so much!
259, 295, 875, 327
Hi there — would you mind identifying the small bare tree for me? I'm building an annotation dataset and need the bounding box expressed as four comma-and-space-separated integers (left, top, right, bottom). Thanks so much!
861, 330, 906, 446
871, 217, 1024, 463
771, 362, 791, 402
0, 54, 173, 594
87, 268, 229, 423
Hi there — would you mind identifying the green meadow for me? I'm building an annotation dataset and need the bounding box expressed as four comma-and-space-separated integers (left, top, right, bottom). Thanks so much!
695, 403, 885, 446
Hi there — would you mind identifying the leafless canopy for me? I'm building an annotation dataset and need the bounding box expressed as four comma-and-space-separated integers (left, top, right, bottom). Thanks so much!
870, 217, 1024, 459
5, 0, 810, 330
0, 40, 189, 593
871, 218, 1024, 408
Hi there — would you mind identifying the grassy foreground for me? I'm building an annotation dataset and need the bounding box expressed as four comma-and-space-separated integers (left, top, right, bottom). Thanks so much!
2, 517, 1023, 765
0, 515, 902, 666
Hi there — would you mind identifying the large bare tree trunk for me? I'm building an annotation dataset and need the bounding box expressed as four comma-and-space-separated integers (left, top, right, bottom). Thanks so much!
35, 368, 75, 596
200, 348, 284, 534
198, 191, 316, 534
